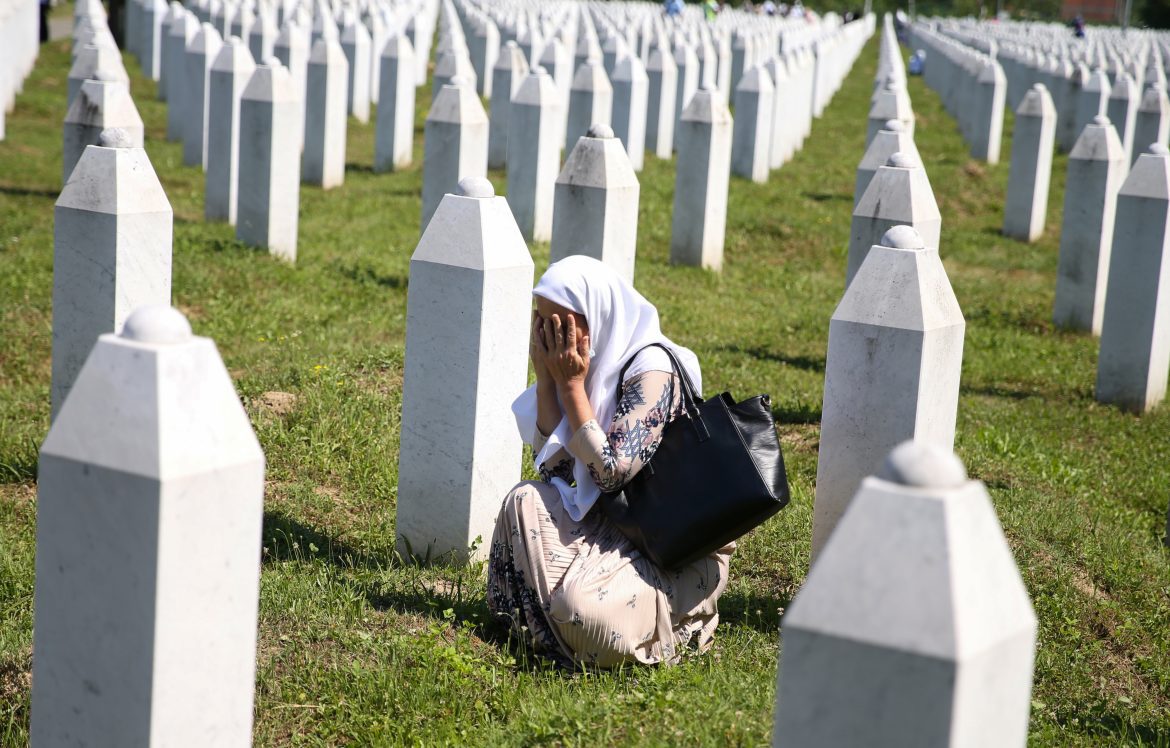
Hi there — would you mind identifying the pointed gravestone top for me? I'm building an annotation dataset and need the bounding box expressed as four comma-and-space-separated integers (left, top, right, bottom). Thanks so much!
514, 66, 557, 105
1017, 83, 1055, 117
681, 87, 732, 126
572, 58, 612, 93
413, 186, 531, 271
1119, 144, 1170, 199
213, 35, 257, 73
1070, 115, 1125, 160
242, 61, 297, 102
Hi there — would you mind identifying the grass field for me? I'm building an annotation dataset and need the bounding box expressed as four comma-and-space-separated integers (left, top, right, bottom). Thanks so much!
2, 22, 1169, 746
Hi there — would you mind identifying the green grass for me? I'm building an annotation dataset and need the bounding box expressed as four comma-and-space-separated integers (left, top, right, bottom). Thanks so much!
2, 27, 1170, 746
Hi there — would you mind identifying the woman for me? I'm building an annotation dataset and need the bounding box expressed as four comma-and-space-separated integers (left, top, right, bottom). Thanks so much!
487, 256, 734, 668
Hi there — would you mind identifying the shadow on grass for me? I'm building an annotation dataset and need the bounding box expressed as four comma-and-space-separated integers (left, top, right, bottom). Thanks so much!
334, 261, 409, 289
0, 184, 59, 199
1053, 710, 1170, 747
718, 587, 790, 634
772, 401, 821, 426
262, 511, 390, 572
712, 344, 825, 373
802, 191, 851, 203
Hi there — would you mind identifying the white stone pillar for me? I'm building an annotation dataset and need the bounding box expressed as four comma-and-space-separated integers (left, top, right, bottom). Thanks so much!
303, 36, 349, 189
1096, 144, 1170, 413
32, 306, 264, 746
848, 152, 940, 288
550, 124, 640, 283
62, 80, 145, 184
1054, 115, 1125, 334
421, 77, 489, 233
673, 43, 699, 139
812, 226, 965, 559
374, 34, 416, 173
206, 37, 256, 224
866, 78, 913, 148
397, 177, 533, 564
469, 17, 499, 98
731, 64, 773, 184
141, 0, 168, 82
274, 21, 309, 150
340, 18, 371, 123
1003, 83, 1056, 242
854, 119, 922, 208
488, 41, 528, 169
67, 43, 130, 109
237, 61, 301, 261
1131, 82, 1169, 169
432, 48, 477, 103
1075, 68, 1111, 148
646, 45, 677, 159
506, 66, 560, 243
183, 22, 224, 169
165, 10, 197, 141
159, 3, 187, 102
973, 60, 1006, 164
51, 130, 172, 419
611, 53, 649, 172
670, 87, 733, 271
1107, 72, 1140, 167
565, 58, 612, 154
778, 441, 1036, 746
248, 10, 276, 64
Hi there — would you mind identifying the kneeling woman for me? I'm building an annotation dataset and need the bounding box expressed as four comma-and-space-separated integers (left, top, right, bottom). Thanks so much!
487, 257, 734, 668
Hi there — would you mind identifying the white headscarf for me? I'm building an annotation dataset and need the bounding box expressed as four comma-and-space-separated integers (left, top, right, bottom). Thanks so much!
511, 256, 702, 522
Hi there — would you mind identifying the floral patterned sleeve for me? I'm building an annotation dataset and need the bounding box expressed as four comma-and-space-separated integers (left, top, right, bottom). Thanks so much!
533, 428, 575, 485
566, 369, 681, 494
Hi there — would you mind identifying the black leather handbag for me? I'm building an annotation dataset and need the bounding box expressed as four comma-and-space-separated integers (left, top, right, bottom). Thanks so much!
600, 344, 791, 570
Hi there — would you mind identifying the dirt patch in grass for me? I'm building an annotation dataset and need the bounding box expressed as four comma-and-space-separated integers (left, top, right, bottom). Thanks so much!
256, 391, 299, 418
0, 651, 31, 706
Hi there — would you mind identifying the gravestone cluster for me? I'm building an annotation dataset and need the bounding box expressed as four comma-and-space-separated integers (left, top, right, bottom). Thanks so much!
20, 0, 1061, 742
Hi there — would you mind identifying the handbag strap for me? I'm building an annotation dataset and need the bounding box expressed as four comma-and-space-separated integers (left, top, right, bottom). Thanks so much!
614, 344, 708, 440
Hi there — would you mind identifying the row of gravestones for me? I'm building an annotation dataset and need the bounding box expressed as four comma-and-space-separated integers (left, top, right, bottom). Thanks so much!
28, 8, 1046, 744
80, 0, 873, 279
907, 19, 1170, 415
0, 0, 38, 140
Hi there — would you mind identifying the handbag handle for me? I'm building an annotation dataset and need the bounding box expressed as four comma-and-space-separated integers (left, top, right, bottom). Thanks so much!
615, 343, 710, 441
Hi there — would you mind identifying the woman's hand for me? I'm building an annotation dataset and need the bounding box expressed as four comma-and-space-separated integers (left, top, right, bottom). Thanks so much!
537, 313, 590, 392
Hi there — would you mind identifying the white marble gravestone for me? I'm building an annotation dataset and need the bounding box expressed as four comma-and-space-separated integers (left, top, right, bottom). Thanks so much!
549, 124, 640, 283
731, 64, 773, 184
1054, 115, 1125, 334
1106, 73, 1140, 167
1096, 144, 1170, 413
847, 152, 940, 287
506, 66, 561, 243
374, 34, 416, 173
1004, 83, 1056, 242
141, 0, 168, 82
854, 119, 923, 207
646, 45, 677, 159
274, 21, 309, 150
673, 43, 699, 136
397, 177, 533, 563
67, 43, 129, 108
51, 130, 173, 420
32, 306, 264, 747
670, 87, 733, 271
340, 18, 370, 123
237, 61, 301, 261
776, 441, 1036, 747
303, 36, 348, 188
973, 60, 1006, 164
1075, 68, 1111, 150
566, 58, 613, 154
611, 54, 649, 171
205, 37, 256, 224
165, 10, 197, 141
183, 22, 224, 169
1132, 83, 1170, 169
812, 226, 965, 559
487, 40, 528, 169
421, 77, 489, 234
62, 79, 145, 184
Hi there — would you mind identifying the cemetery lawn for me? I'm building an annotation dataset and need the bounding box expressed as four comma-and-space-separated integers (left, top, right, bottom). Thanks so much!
3, 30, 1170, 747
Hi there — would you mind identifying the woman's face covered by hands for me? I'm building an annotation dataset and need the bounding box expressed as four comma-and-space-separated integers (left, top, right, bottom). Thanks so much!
532, 296, 592, 388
